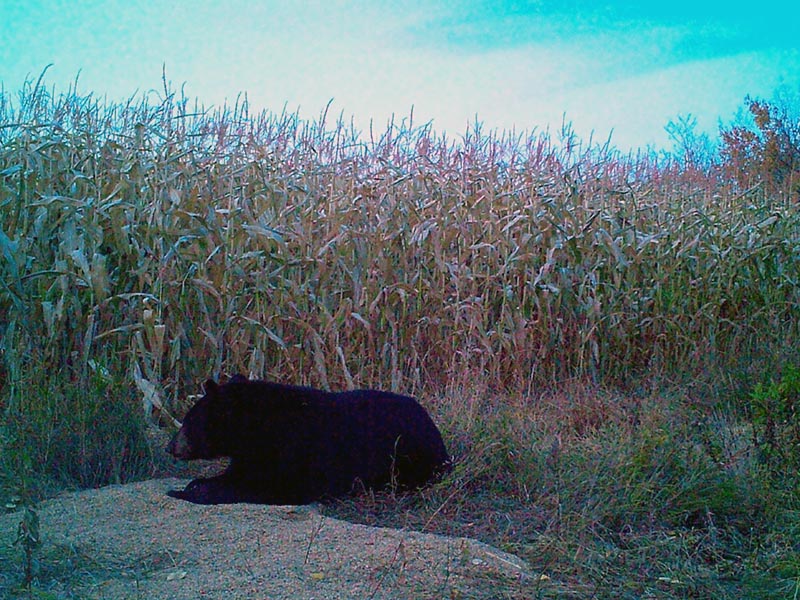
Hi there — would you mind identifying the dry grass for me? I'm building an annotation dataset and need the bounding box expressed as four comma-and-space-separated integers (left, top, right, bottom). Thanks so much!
1, 73, 800, 597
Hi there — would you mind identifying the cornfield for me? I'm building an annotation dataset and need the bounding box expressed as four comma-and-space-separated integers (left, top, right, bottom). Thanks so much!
1, 76, 799, 415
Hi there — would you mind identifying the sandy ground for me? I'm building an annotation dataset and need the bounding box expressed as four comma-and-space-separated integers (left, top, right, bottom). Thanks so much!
0, 479, 534, 599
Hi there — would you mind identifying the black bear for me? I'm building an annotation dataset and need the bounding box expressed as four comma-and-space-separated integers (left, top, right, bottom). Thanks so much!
166, 374, 451, 505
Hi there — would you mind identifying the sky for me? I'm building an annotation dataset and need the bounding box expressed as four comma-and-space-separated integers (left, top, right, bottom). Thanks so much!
2, 0, 799, 152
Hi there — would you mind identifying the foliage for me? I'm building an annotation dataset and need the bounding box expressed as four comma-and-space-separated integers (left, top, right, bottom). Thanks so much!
750, 363, 800, 477
665, 113, 717, 169
719, 89, 800, 197
0, 364, 158, 496
14, 503, 40, 592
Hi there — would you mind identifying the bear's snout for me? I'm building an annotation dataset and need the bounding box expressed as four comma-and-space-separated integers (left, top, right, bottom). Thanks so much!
166, 428, 192, 459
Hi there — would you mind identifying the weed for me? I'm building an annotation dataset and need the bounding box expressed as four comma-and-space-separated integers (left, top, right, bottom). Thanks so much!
0, 363, 161, 499
750, 364, 800, 476
8, 468, 40, 596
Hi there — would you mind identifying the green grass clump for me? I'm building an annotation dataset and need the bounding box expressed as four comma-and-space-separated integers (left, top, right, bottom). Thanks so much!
1, 73, 799, 597
750, 364, 800, 477
1, 365, 158, 497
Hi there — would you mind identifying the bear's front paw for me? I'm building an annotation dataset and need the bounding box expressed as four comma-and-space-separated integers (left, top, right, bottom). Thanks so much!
166, 479, 224, 504
166, 488, 190, 501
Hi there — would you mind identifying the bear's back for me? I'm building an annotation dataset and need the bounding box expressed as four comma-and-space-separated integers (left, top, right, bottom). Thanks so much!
220, 378, 450, 499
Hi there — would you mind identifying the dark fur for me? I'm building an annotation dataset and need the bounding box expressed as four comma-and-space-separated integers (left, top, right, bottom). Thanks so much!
166, 375, 451, 505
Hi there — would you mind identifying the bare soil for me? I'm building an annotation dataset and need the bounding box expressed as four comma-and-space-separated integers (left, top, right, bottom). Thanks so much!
0, 479, 534, 599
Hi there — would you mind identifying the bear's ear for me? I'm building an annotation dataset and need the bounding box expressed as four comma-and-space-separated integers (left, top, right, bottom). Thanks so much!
203, 379, 219, 394
229, 373, 249, 384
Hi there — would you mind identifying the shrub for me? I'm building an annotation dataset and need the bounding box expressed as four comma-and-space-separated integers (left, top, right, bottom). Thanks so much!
750, 364, 800, 478
1, 365, 158, 497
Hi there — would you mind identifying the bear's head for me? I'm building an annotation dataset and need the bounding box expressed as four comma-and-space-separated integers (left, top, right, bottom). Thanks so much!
167, 378, 233, 460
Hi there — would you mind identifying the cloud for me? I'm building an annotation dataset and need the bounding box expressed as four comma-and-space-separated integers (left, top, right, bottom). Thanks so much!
405, 1, 797, 60
4, 0, 798, 154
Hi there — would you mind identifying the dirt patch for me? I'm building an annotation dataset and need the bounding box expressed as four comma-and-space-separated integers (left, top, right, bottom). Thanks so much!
1, 479, 534, 599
